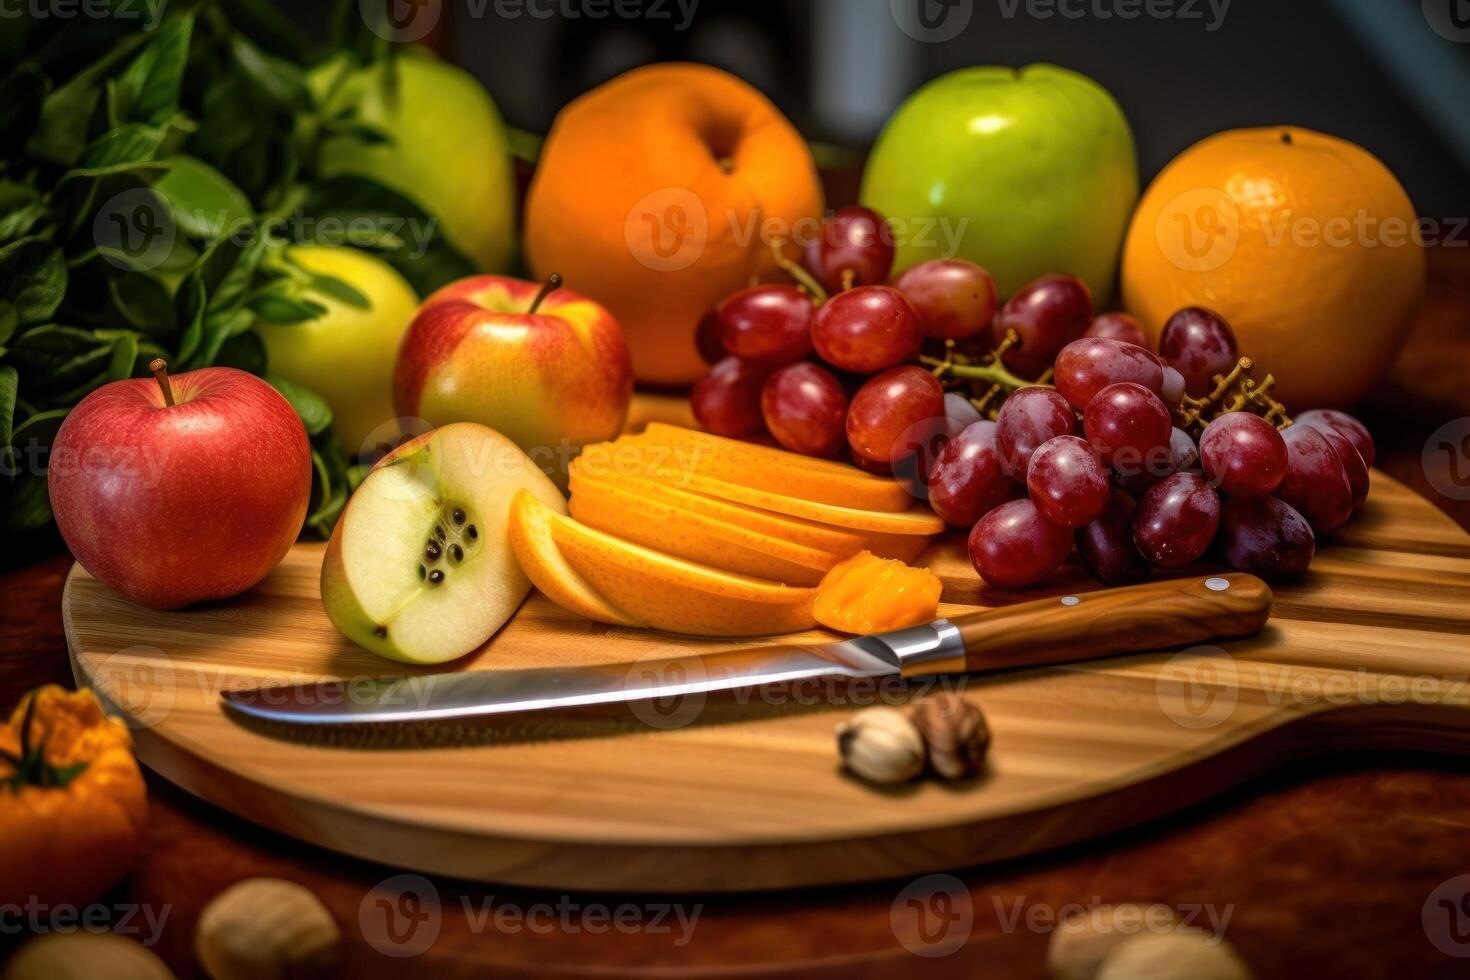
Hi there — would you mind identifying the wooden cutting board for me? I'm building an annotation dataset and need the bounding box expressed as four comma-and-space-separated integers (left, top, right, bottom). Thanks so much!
65, 469, 1470, 892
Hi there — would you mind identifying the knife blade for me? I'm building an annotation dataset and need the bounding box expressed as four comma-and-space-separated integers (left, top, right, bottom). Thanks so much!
222, 572, 1273, 727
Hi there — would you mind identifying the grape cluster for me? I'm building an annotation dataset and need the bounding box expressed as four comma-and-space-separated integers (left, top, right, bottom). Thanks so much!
689, 207, 1375, 591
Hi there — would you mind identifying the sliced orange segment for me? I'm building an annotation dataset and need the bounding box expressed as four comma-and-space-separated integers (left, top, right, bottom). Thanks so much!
509, 490, 641, 628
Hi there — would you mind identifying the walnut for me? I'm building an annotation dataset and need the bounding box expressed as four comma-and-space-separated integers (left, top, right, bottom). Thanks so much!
196, 877, 340, 980
911, 692, 990, 779
1047, 903, 1181, 980
1095, 931, 1251, 980
836, 707, 925, 784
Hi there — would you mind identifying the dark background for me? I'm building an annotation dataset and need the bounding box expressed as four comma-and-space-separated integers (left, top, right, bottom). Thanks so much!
292, 0, 1470, 219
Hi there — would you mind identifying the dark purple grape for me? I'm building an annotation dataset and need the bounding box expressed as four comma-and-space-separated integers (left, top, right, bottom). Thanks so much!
1295, 409, 1375, 468
1219, 496, 1316, 580
994, 274, 1093, 378
1053, 337, 1166, 411
968, 498, 1073, 589
1083, 382, 1173, 471
1077, 489, 1152, 584
1116, 426, 1198, 496
1026, 435, 1110, 528
1275, 424, 1353, 533
1199, 412, 1288, 498
928, 420, 1014, 527
1134, 472, 1221, 567
1159, 307, 1238, 396
995, 386, 1076, 478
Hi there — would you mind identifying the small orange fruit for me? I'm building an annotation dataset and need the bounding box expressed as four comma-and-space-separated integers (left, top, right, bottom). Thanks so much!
524, 64, 824, 385
814, 551, 942, 635
1121, 127, 1424, 408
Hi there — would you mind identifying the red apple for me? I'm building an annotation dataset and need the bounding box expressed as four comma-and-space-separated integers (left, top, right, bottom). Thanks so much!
393, 274, 633, 484
48, 362, 312, 609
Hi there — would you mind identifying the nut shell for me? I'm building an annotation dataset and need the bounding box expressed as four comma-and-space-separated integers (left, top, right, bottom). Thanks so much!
2, 933, 175, 980
196, 877, 340, 980
912, 692, 990, 779
1095, 931, 1251, 980
835, 707, 925, 784
1046, 903, 1180, 980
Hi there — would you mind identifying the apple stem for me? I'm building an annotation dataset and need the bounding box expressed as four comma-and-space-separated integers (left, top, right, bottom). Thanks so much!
529, 274, 562, 314
149, 358, 176, 407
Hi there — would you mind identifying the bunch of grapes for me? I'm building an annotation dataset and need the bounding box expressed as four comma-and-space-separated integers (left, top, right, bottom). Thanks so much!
689, 207, 1375, 590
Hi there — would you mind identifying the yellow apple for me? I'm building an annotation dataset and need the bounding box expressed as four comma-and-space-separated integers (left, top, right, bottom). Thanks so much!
255, 245, 418, 456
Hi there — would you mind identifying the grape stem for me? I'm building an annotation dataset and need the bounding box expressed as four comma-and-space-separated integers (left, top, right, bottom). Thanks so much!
921, 331, 1047, 393
1175, 356, 1293, 432
767, 239, 828, 305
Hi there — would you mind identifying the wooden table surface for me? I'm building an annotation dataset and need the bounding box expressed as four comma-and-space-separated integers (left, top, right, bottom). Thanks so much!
5, 249, 1470, 978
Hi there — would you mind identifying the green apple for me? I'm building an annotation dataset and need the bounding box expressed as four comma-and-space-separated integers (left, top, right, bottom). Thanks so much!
861, 64, 1138, 302
312, 49, 516, 273
321, 422, 566, 664
254, 245, 419, 456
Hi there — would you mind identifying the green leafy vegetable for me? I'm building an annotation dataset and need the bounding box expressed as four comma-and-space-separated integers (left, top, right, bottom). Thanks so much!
0, 2, 478, 546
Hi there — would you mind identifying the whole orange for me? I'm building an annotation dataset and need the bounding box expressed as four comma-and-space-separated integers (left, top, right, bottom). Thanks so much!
524, 64, 824, 385
1121, 127, 1424, 408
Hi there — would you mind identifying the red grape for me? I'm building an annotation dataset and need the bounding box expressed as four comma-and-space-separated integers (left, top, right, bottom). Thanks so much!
846, 366, 945, 464
994, 274, 1093, 378
1218, 496, 1315, 580
1295, 409, 1375, 467
1077, 490, 1151, 584
928, 420, 1013, 527
695, 310, 725, 364
1133, 472, 1221, 567
968, 498, 1073, 589
944, 391, 983, 428
1159, 307, 1238, 396
1275, 424, 1354, 533
1314, 424, 1369, 508
1083, 382, 1173, 470
717, 284, 812, 364
1053, 337, 1165, 410
850, 450, 892, 476
760, 361, 848, 457
1027, 435, 1110, 528
892, 259, 997, 340
808, 206, 895, 292
810, 285, 922, 374
1085, 312, 1147, 347
995, 386, 1076, 478
1116, 426, 1197, 496
691, 356, 770, 437
1199, 412, 1288, 498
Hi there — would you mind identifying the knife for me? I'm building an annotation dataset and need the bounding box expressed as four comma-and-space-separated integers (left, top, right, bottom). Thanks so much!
221, 573, 1271, 726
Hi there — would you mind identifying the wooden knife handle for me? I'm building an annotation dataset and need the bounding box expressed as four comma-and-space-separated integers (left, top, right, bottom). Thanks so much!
901, 573, 1272, 677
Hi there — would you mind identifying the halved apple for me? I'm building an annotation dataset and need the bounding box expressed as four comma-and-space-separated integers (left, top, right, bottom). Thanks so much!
513, 492, 817, 637
322, 423, 565, 663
